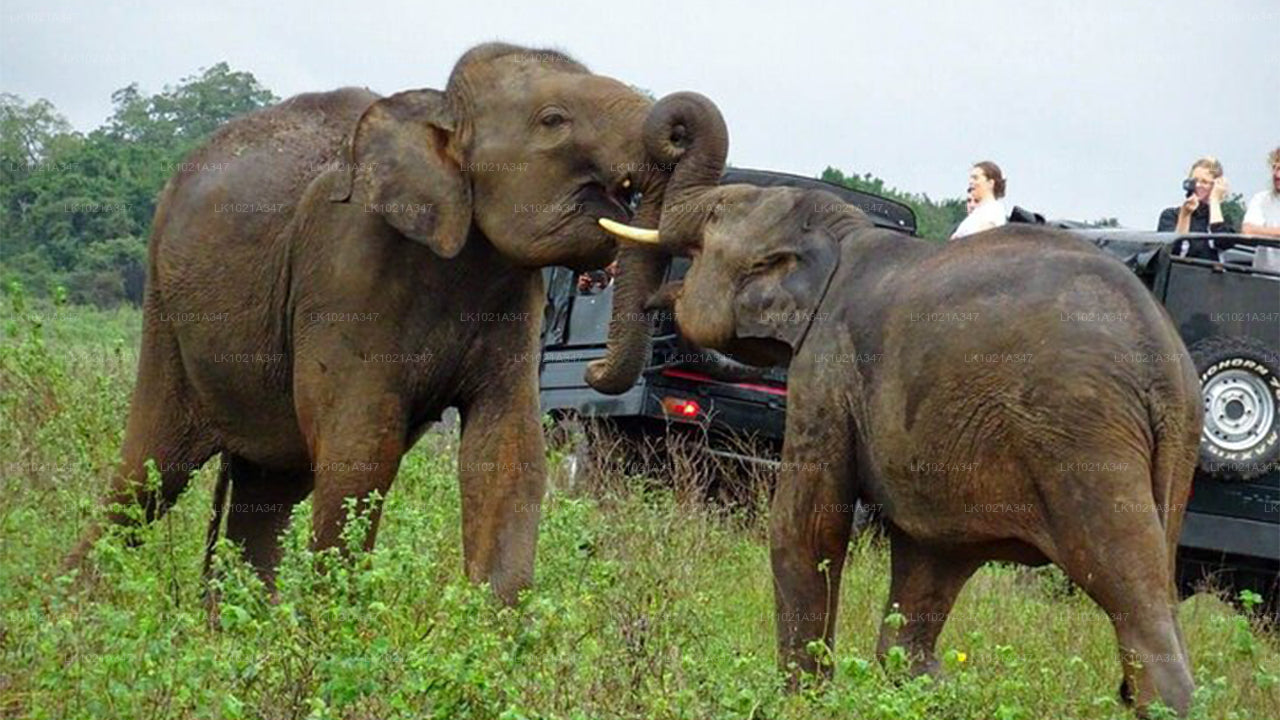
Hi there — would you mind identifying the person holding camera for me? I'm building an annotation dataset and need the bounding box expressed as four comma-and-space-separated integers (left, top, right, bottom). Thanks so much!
1241, 147, 1280, 238
576, 260, 618, 294
1157, 156, 1235, 234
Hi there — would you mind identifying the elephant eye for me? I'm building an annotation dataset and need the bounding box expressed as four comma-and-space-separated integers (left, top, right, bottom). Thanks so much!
538, 110, 568, 128
750, 252, 795, 275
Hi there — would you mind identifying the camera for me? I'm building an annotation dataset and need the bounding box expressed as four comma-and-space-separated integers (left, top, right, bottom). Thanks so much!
1182, 178, 1197, 197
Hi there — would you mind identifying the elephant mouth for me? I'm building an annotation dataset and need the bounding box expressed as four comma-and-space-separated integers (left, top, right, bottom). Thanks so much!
578, 181, 639, 224
534, 179, 639, 237
526, 181, 639, 270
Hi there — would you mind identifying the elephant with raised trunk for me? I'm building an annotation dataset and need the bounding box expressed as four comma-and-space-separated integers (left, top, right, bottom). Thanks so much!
64, 43, 672, 604
595, 93, 1202, 714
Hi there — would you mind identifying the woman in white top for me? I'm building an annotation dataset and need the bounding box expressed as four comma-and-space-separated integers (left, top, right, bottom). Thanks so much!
1241, 147, 1280, 239
951, 161, 1008, 240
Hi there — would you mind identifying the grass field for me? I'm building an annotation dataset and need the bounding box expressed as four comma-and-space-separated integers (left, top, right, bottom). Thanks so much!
2, 289, 1277, 720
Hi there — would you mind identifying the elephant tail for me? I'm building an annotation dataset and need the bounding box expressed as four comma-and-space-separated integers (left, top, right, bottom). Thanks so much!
1146, 371, 1200, 580
202, 454, 233, 580
1149, 430, 1179, 536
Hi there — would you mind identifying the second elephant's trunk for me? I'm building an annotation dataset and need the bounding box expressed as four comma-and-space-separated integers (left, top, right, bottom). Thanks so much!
585, 92, 729, 395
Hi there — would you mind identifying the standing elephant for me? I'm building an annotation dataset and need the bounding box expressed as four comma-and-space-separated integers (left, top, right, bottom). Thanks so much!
595, 93, 1202, 715
64, 43, 675, 604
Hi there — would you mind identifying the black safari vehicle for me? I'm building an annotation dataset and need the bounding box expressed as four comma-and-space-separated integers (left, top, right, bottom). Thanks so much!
537, 168, 1280, 613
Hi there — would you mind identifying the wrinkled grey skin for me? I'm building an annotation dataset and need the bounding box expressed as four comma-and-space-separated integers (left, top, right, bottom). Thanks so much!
585, 92, 726, 393
63, 43, 670, 604
607, 93, 1202, 715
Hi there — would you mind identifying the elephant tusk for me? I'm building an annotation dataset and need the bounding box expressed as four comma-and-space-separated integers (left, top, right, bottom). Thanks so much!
598, 217, 660, 244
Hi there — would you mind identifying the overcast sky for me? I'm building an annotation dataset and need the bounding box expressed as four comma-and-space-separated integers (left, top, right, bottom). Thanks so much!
2, 0, 1275, 228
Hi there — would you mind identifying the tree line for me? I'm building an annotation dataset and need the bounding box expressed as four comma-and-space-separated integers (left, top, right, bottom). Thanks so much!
1, 64, 276, 307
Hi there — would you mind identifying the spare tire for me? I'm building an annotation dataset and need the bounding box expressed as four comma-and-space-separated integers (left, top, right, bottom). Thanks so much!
1189, 336, 1280, 480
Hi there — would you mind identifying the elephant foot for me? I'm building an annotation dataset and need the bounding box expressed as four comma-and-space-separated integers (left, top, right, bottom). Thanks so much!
203, 588, 222, 631
781, 659, 834, 693
912, 655, 942, 681
56, 553, 95, 595
1119, 676, 1134, 706
876, 645, 942, 685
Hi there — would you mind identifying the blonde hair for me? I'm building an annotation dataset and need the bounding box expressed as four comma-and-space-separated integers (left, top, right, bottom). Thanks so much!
1188, 156, 1223, 179
1269, 147, 1280, 168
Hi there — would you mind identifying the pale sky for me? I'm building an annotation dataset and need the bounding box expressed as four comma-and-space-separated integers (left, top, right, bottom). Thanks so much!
2, 0, 1276, 227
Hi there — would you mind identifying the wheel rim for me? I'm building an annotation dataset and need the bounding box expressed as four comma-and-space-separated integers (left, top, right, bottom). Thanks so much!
1203, 368, 1276, 452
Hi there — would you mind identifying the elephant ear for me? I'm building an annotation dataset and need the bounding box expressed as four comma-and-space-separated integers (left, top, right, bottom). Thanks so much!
329, 89, 471, 258
733, 227, 841, 351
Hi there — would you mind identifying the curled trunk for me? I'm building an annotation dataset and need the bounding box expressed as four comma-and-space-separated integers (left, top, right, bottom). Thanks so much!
585, 92, 729, 394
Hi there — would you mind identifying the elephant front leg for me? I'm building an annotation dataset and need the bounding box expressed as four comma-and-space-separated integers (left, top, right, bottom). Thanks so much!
303, 391, 407, 556
771, 408, 858, 682
457, 380, 547, 605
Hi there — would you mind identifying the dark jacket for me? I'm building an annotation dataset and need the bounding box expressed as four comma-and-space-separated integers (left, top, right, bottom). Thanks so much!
1157, 202, 1235, 233
1157, 202, 1235, 260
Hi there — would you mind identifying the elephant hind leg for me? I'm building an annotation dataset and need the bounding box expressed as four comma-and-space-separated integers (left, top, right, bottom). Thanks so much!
219, 456, 313, 586
62, 432, 216, 575
62, 319, 216, 576
876, 528, 982, 678
1050, 501, 1194, 716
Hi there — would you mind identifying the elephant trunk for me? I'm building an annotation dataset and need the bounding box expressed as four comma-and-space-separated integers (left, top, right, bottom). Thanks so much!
584, 170, 667, 394
647, 91, 729, 251
585, 91, 728, 395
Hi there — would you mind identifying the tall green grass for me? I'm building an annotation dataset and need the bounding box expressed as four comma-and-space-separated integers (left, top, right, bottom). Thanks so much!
1, 285, 1277, 719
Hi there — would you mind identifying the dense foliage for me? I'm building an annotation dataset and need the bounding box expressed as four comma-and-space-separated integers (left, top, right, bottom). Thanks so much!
820, 167, 969, 241
0, 65, 276, 307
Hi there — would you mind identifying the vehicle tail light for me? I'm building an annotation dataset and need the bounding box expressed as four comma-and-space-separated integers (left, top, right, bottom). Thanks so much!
661, 396, 701, 419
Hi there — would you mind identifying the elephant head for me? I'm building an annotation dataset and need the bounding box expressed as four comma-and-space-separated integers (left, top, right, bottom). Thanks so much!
588, 91, 874, 388
329, 43, 667, 272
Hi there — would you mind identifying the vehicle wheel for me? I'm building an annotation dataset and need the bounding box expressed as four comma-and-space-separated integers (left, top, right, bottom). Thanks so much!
1189, 336, 1280, 480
